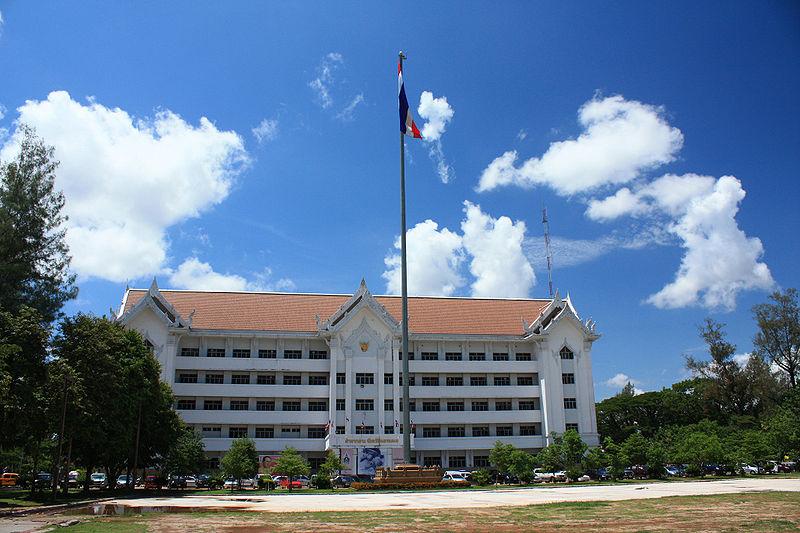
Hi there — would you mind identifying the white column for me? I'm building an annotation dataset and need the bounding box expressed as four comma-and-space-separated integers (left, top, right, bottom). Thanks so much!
162, 334, 179, 383
345, 350, 353, 434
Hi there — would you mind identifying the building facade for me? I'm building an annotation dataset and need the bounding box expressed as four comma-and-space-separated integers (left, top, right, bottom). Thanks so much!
117, 280, 600, 473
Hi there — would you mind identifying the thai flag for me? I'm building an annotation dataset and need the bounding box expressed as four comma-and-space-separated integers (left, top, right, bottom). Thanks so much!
399, 59, 422, 139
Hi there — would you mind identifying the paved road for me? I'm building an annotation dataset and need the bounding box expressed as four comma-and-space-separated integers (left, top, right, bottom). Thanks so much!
98, 477, 800, 513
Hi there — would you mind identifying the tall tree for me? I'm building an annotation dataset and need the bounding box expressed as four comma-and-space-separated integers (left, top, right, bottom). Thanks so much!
163, 425, 206, 477
0, 125, 76, 322
273, 447, 309, 491
222, 438, 259, 489
753, 288, 800, 389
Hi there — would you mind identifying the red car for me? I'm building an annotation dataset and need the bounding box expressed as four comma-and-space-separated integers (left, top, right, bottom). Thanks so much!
275, 476, 302, 489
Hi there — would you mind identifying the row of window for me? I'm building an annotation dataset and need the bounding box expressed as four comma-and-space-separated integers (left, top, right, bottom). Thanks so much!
405, 352, 535, 361
177, 372, 566, 387
181, 348, 329, 359
176, 398, 546, 412
203, 424, 547, 439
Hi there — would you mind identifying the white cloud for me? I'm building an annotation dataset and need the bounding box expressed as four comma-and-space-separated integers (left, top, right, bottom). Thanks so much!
477, 95, 684, 195
733, 353, 752, 368
417, 91, 455, 184
517, 129, 527, 141
252, 118, 278, 143
382, 220, 464, 296
167, 258, 295, 292
586, 187, 648, 221
461, 201, 535, 298
309, 52, 343, 109
336, 93, 364, 122
0, 91, 249, 282
0, 103, 6, 121
605, 373, 644, 394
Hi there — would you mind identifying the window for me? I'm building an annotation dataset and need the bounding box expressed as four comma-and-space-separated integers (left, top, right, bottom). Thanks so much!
231, 374, 250, 385
515, 352, 532, 361
308, 401, 327, 412
355, 426, 374, 435
520, 425, 539, 436
469, 352, 486, 361
422, 427, 441, 438
204, 400, 222, 410
336, 373, 346, 384
400, 401, 416, 412
336, 399, 346, 411
178, 373, 197, 383
562, 373, 575, 385
399, 375, 416, 386
474, 455, 489, 467
282, 401, 301, 411
519, 400, 537, 410
355, 399, 374, 411
495, 400, 512, 411
384, 399, 394, 411
422, 401, 440, 412
176, 399, 195, 410
517, 376, 535, 386
205, 373, 224, 384
336, 426, 345, 434
447, 402, 464, 412
229, 427, 248, 438
470, 376, 487, 386
471, 401, 488, 411
384, 373, 393, 385
283, 349, 302, 359
230, 400, 249, 411
309, 375, 328, 385
201, 427, 221, 438
256, 400, 275, 411
566, 423, 579, 432
560, 346, 574, 360
493, 353, 509, 361
384, 426, 394, 434
420, 351, 438, 361
472, 426, 489, 437
423, 456, 440, 467
207, 348, 225, 358
446, 376, 463, 386
564, 397, 577, 409
180, 347, 199, 357
308, 427, 326, 439
448, 426, 465, 437
232, 349, 250, 359
445, 352, 462, 361
309, 350, 328, 360
421, 376, 439, 386
281, 427, 300, 436
449, 456, 466, 468
257, 374, 276, 385
258, 349, 277, 359
283, 375, 301, 385
255, 427, 274, 438
398, 351, 414, 360
355, 373, 374, 385
494, 376, 511, 386
496, 426, 513, 436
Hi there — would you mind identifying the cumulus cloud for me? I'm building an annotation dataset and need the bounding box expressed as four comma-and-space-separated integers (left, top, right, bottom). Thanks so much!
461, 201, 535, 298
382, 220, 465, 296
382, 203, 534, 298
417, 91, 454, 183
585, 187, 648, 221
309, 52, 343, 109
252, 118, 278, 143
0, 91, 249, 282
168, 258, 295, 292
477, 95, 683, 195
336, 93, 364, 122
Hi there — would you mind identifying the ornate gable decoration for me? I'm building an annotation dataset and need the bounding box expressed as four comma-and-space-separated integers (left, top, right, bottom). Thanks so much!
318, 279, 400, 335
524, 290, 600, 341
117, 278, 190, 329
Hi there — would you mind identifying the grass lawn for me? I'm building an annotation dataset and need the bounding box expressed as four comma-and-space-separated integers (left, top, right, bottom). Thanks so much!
43, 491, 800, 532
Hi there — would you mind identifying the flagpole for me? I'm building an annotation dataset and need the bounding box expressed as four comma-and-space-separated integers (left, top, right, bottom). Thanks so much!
398, 51, 412, 464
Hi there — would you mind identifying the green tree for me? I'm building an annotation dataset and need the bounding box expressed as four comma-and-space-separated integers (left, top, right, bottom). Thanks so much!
673, 431, 723, 476
0, 125, 77, 323
314, 450, 346, 488
221, 438, 259, 489
164, 425, 206, 477
561, 430, 588, 480
274, 447, 309, 491
489, 441, 516, 475
764, 389, 800, 460
646, 441, 668, 479
470, 468, 492, 486
753, 288, 800, 389
618, 381, 637, 397
508, 449, 536, 483
603, 437, 628, 480
621, 433, 649, 466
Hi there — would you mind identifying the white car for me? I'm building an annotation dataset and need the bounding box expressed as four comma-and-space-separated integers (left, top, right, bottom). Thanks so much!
90, 472, 107, 488
184, 476, 197, 488
740, 464, 761, 475
533, 468, 556, 482
442, 472, 468, 482
115, 474, 132, 488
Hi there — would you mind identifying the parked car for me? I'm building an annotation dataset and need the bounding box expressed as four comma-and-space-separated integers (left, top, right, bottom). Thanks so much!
255, 474, 276, 490
33, 472, 53, 490
0, 473, 20, 487
590, 467, 610, 481
116, 474, 133, 488
278, 478, 302, 489
632, 465, 648, 479
67, 471, 80, 488
184, 476, 197, 488
168, 475, 187, 489
442, 471, 468, 482
622, 467, 634, 479
331, 475, 356, 488
144, 475, 162, 490
739, 464, 762, 475
664, 465, 683, 477
90, 472, 107, 488
533, 469, 558, 482
224, 477, 255, 489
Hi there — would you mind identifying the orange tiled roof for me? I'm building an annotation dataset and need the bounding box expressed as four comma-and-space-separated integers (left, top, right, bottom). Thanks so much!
122, 289, 550, 336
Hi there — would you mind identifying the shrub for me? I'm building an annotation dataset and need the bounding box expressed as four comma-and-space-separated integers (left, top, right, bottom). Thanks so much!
470, 469, 492, 486
351, 480, 470, 491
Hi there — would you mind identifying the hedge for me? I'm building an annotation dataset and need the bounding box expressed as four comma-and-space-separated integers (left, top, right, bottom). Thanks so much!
351, 480, 470, 490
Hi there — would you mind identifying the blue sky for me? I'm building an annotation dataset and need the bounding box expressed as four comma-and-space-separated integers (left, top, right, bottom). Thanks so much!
1, 2, 798, 398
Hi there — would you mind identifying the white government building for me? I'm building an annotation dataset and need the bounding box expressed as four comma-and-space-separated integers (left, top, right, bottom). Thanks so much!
117, 280, 600, 474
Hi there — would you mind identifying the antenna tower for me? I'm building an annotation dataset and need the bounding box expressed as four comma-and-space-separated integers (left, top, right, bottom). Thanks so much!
542, 207, 554, 298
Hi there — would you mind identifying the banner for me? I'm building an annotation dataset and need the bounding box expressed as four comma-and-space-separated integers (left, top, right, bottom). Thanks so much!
340, 448, 355, 475
358, 447, 385, 476
258, 455, 279, 473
